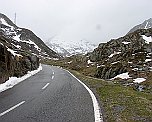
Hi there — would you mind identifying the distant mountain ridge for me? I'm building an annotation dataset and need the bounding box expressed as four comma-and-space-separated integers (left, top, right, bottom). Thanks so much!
128, 18, 152, 34
0, 13, 60, 59
46, 39, 97, 57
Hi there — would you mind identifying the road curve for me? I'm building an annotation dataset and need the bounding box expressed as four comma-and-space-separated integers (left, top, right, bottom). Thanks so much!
0, 65, 102, 122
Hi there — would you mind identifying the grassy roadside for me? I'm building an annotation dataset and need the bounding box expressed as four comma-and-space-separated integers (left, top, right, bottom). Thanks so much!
67, 70, 152, 122
42, 60, 152, 122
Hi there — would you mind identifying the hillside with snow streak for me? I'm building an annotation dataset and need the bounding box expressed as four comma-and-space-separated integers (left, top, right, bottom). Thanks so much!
0, 13, 60, 59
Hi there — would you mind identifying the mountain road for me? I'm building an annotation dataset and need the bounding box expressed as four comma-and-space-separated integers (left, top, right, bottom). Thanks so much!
0, 65, 102, 122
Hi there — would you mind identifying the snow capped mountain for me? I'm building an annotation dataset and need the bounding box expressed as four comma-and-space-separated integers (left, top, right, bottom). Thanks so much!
46, 39, 97, 57
0, 13, 60, 59
128, 18, 152, 34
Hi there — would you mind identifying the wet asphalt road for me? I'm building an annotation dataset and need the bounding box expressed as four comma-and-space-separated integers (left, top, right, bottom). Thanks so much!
0, 65, 94, 122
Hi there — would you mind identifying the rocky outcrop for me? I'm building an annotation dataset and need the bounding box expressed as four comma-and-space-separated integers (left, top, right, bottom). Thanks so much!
0, 35, 39, 84
89, 28, 152, 79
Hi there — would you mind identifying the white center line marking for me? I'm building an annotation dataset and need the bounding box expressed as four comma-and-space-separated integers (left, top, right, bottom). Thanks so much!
0, 101, 25, 117
52, 75, 54, 79
42, 83, 50, 90
53, 72, 55, 75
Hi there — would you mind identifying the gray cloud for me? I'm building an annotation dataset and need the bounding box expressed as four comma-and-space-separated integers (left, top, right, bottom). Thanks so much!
0, 0, 152, 44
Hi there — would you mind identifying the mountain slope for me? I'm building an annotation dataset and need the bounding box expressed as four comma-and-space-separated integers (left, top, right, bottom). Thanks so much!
128, 18, 152, 34
46, 39, 97, 57
0, 13, 60, 59
89, 28, 152, 81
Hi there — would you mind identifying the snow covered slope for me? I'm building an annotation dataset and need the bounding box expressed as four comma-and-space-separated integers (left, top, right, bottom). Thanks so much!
128, 18, 152, 34
0, 13, 60, 59
46, 39, 97, 57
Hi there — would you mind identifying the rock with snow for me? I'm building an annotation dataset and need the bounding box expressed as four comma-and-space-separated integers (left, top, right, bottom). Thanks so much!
108, 51, 121, 58
142, 35, 152, 44
0, 13, 60, 59
90, 27, 152, 80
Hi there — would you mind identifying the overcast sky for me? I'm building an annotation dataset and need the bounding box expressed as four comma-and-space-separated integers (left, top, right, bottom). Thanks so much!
0, 0, 151, 44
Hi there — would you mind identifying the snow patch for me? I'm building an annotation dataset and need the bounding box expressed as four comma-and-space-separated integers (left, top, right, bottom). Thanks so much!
145, 22, 148, 29
13, 35, 41, 51
0, 64, 42, 93
122, 41, 131, 44
23, 40, 41, 51
132, 68, 139, 71
68, 61, 72, 64
52, 58, 59, 60
145, 59, 152, 62
109, 51, 121, 58
133, 78, 146, 83
146, 55, 151, 58
7, 48, 22, 57
16, 45, 21, 49
0, 43, 4, 46
13, 34, 21, 42
149, 67, 152, 71
111, 61, 119, 65
111, 72, 131, 80
0, 18, 11, 27
142, 35, 152, 44
87, 60, 93, 64
11, 43, 21, 49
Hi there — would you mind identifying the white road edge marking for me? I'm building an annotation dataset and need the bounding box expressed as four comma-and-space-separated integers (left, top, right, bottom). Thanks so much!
66, 70, 103, 122
0, 101, 25, 117
52, 75, 54, 79
42, 83, 50, 90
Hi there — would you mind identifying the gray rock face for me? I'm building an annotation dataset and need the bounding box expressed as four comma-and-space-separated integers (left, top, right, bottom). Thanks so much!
89, 28, 152, 79
0, 34, 39, 84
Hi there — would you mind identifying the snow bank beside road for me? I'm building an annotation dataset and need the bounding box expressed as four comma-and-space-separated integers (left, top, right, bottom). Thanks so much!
0, 64, 42, 93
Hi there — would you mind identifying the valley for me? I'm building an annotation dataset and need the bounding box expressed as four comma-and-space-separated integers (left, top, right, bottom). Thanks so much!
43, 19, 152, 121
0, 12, 152, 122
